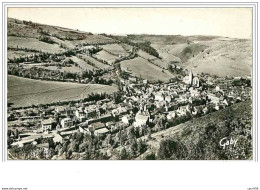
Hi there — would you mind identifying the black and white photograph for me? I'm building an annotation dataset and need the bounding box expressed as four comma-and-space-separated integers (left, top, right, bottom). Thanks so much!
5, 7, 254, 160
0, 1, 260, 190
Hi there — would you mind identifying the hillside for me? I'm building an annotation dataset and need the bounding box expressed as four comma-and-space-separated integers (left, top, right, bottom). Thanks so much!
138, 101, 252, 160
7, 18, 252, 78
8, 75, 117, 107
120, 57, 174, 82
132, 35, 252, 77
184, 38, 252, 77
7, 17, 116, 55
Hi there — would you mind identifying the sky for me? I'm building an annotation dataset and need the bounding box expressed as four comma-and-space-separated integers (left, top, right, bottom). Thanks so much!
8, 8, 252, 39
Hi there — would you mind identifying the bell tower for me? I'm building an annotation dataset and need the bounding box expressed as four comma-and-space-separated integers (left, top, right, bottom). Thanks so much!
189, 70, 193, 85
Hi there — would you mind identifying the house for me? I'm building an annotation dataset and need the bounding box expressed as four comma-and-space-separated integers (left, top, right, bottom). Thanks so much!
214, 104, 220, 110
85, 107, 99, 118
191, 106, 198, 115
94, 128, 109, 136
53, 134, 63, 143
165, 95, 172, 103
98, 114, 113, 123
75, 108, 86, 122
177, 106, 187, 116
55, 106, 73, 117
222, 99, 229, 106
11, 138, 36, 147
189, 88, 200, 97
60, 129, 78, 137
134, 111, 150, 127
194, 106, 203, 115
216, 84, 228, 92
41, 119, 54, 132
60, 118, 73, 128
167, 111, 176, 120
129, 77, 137, 83
55, 106, 66, 114
207, 93, 220, 104
154, 92, 165, 102
186, 104, 192, 114
202, 106, 209, 114
121, 115, 132, 125
79, 121, 89, 134
87, 122, 107, 134
112, 106, 128, 117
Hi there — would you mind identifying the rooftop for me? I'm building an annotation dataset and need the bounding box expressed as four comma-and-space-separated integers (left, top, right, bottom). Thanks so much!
42, 119, 54, 125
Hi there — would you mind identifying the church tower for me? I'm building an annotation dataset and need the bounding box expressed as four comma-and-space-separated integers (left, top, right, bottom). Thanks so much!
189, 70, 193, 85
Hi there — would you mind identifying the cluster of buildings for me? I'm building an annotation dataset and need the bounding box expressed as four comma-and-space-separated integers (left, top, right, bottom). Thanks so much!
8, 70, 251, 150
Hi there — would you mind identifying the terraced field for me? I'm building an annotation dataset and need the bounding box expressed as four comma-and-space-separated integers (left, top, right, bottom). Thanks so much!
7, 50, 36, 60
101, 43, 129, 55
8, 36, 64, 54
70, 56, 96, 70
8, 75, 118, 107
120, 57, 174, 82
94, 50, 118, 65
78, 54, 111, 69
137, 50, 169, 69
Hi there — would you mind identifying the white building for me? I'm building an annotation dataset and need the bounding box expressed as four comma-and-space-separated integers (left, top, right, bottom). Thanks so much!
41, 119, 54, 132
134, 111, 150, 127
167, 111, 176, 120
122, 115, 131, 125
154, 92, 165, 102
60, 118, 73, 128
76, 108, 86, 122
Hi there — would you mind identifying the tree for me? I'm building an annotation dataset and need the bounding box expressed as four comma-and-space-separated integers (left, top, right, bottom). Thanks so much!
119, 147, 129, 160
137, 139, 147, 154
14, 129, 19, 139
104, 134, 112, 148
157, 138, 187, 160
147, 127, 152, 140
79, 142, 88, 153
69, 140, 79, 152
66, 149, 73, 159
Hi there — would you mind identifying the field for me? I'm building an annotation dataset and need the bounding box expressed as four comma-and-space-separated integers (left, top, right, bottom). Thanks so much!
8, 36, 64, 54
8, 18, 115, 45
148, 36, 252, 77
8, 18, 252, 78
94, 50, 118, 65
20, 63, 82, 73
59, 65, 82, 73
120, 43, 132, 51
21, 63, 59, 71
137, 50, 157, 60
50, 37, 75, 49
151, 58, 169, 69
78, 54, 111, 69
137, 50, 169, 69
70, 56, 96, 71
69, 35, 116, 45
120, 57, 174, 82
127, 34, 190, 45
8, 75, 118, 107
101, 43, 129, 55
152, 43, 208, 63
7, 50, 36, 59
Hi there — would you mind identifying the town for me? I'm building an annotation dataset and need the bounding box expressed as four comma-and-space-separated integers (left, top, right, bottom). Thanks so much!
6, 17, 252, 160
7, 65, 252, 160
